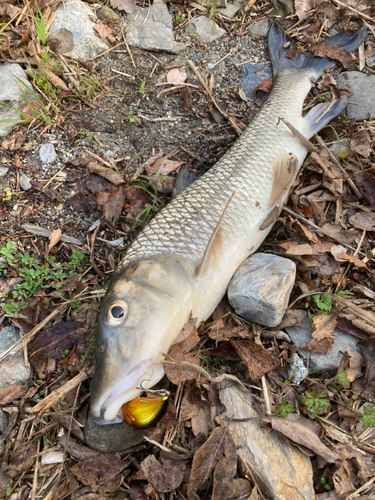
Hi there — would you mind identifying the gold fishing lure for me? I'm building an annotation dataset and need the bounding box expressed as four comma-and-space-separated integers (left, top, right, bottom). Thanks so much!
122, 382, 169, 428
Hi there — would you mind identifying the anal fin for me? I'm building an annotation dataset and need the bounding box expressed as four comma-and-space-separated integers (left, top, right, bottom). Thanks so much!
304, 96, 348, 138
196, 191, 235, 277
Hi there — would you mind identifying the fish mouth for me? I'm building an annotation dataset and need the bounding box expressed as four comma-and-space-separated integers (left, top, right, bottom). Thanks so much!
91, 359, 165, 422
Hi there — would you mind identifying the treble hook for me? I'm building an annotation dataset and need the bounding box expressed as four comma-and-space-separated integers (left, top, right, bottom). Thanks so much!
136, 379, 170, 402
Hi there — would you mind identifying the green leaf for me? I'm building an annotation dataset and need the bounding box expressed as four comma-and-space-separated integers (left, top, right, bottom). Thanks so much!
336, 367, 350, 389
358, 406, 375, 430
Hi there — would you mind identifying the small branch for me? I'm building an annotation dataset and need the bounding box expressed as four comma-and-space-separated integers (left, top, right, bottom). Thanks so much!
331, 0, 374, 21
278, 117, 317, 153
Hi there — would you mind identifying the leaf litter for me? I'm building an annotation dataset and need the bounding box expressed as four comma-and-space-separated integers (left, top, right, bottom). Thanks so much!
0, 0, 375, 498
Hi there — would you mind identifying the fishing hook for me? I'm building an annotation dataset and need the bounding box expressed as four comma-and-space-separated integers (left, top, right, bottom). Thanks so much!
136, 379, 170, 402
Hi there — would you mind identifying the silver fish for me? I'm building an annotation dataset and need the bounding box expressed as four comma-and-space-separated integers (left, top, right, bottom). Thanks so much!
90, 24, 367, 422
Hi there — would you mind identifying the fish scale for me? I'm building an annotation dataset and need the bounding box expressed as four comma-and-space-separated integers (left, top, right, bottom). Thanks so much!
118, 68, 311, 272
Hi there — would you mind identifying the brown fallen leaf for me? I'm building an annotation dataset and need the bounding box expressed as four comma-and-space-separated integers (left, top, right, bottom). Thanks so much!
71, 454, 126, 494
30, 180, 63, 202
0, 2, 21, 19
332, 460, 356, 496
0, 464, 11, 498
297, 200, 313, 218
307, 313, 337, 354
319, 223, 360, 245
252, 77, 273, 95
230, 339, 278, 381
110, 0, 137, 13
42, 66, 69, 92
149, 176, 175, 194
268, 416, 337, 463
311, 43, 355, 69
330, 245, 367, 268
167, 68, 187, 85
342, 350, 364, 382
350, 130, 372, 158
180, 86, 191, 111
356, 172, 375, 207
86, 161, 125, 185
1, 130, 25, 151
212, 432, 237, 500
284, 243, 313, 255
276, 309, 306, 329
358, 337, 375, 387
337, 314, 375, 339
139, 455, 185, 493
0, 384, 29, 405
147, 158, 184, 176
349, 211, 375, 232
294, 0, 317, 20
93, 20, 116, 43
8, 443, 36, 478
187, 427, 226, 500
47, 228, 62, 254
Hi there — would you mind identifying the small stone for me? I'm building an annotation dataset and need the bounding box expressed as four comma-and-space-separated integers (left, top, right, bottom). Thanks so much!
366, 55, 375, 67
187, 16, 226, 43
39, 143, 56, 163
241, 62, 273, 101
285, 313, 361, 374
96, 5, 119, 22
228, 253, 296, 328
49, 0, 109, 59
127, 3, 185, 54
0, 167, 9, 178
0, 327, 31, 388
19, 173, 32, 191
0, 408, 8, 434
218, 0, 244, 19
248, 17, 269, 40
0, 64, 37, 138
336, 72, 375, 121
288, 352, 308, 385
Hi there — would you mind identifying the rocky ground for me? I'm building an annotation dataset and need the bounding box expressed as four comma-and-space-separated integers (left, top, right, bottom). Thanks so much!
0, 0, 375, 498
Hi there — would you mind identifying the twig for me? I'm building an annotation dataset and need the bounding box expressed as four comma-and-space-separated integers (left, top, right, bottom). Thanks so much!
90, 222, 105, 278
43, 165, 66, 190
279, 118, 317, 153
162, 359, 212, 381
91, 41, 126, 60
121, 28, 136, 68
347, 476, 375, 500
87, 151, 113, 168
111, 68, 134, 79
331, 0, 374, 21
31, 440, 40, 500
314, 134, 363, 200
138, 114, 184, 123
188, 60, 242, 135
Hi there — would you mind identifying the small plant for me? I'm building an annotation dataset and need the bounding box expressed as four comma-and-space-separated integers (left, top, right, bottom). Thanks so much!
357, 406, 375, 430
303, 390, 330, 419
336, 366, 350, 389
175, 13, 186, 22
320, 478, 331, 491
76, 131, 103, 146
128, 110, 136, 123
67, 249, 85, 271
312, 293, 333, 314
137, 78, 146, 95
32, 3, 48, 45
274, 399, 294, 418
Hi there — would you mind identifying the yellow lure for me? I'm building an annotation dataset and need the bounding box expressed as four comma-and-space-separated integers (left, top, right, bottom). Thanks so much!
122, 394, 169, 428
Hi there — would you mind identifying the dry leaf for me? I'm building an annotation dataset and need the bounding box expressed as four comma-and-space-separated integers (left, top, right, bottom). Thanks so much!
47, 228, 62, 254
342, 350, 364, 382
93, 20, 116, 43
252, 77, 273, 95
110, 0, 137, 13
167, 68, 187, 85
8, 444, 36, 478
42, 66, 69, 92
212, 432, 237, 500
311, 43, 355, 69
330, 245, 367, 268
188, 427, 226, 500
285, 243, 313, 255
332, 460, 356, 495
139, 456, 185, 493
356, 172, 375, 207
358, 337, 375, 387
191, 408, 210, 437
307, 313, 337, 354
230, 339, 278, 381
86, 162, 125, 185
350, 131, 372, 158
147, 157, 184, 176
269, 417, 337, 462
294, 0, 317, 20
71, 454, 125, 494
337, 314, 375, 338
1, 130, 25, 151
349, 212, 375, 232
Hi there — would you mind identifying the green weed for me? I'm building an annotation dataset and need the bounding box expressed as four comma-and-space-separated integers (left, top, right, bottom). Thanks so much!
274, 399, 294, 418
320, 478, 331, 491
137, 78, 146, 94
175, 14, 186, 22
302, 390, 330, 419
32, 3, 48, 45
128, 110, 136, 123
357, 406, 375, 430
336, 366, 350, 389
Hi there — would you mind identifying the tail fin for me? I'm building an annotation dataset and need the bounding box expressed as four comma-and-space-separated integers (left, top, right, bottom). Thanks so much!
268, 23, 368, 78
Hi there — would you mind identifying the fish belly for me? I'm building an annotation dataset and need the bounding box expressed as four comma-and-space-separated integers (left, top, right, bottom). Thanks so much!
119, 69, 313, 321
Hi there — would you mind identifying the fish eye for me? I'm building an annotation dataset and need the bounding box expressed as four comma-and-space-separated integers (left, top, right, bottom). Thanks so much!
104, 300, 128, 325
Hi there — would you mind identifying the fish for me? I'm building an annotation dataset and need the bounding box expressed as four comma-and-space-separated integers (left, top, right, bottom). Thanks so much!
90, 23, 368, 423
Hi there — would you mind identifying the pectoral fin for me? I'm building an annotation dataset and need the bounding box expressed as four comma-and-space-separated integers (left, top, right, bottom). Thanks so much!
196, 191, 235, 277
269, 153, 298, 209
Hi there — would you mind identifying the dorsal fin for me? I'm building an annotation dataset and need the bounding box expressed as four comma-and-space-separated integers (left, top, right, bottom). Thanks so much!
268, 153, 298, 209
195, 191, 235, 277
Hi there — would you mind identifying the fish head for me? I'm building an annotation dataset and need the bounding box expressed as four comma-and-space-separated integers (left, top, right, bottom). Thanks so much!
90, 254, 194, 422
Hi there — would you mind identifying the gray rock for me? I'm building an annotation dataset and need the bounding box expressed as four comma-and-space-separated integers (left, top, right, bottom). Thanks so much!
0, 408, 8, 433
285, 313, 361, 374
248, 17, 269, 40
288, 352, 308, 385
187, 16, 226, 43
228, 253, 296, 328
0, 327, 31, 388
0, 167, 9, 178
127, 4, 185, 54
218, 0, 244, 19
96, 5, 119, 22
366, 55, 375, 67
19, 173, 32, 191
241, 62, 272, 100
49, 0, 109, 59
219, 381, 315, 499
0, 64, 36, 138
336, 72, 375, 121
39, 143, 56, 163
